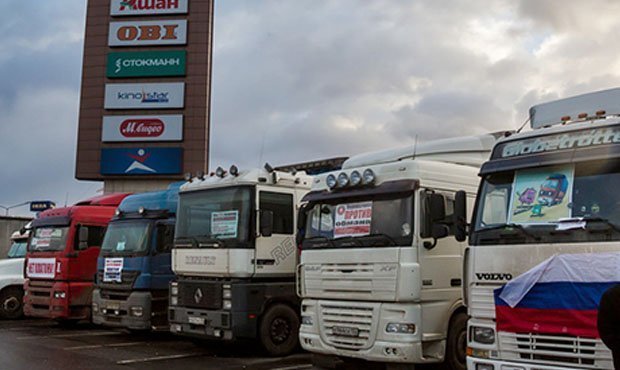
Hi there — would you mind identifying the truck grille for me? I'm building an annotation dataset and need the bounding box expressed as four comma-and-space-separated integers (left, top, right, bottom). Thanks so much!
319, 303, 376, 350
303, 262, 397, 301
178, 280, 222, 310
26, 280, 53, 311
499, 332, 611, 367
97, 270, 139, 300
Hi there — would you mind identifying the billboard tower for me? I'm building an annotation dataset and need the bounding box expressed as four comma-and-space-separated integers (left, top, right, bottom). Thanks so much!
76, 0, 214, 193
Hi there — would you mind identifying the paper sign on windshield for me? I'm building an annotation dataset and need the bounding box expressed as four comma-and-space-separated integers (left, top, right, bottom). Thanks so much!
103, 258, 124, 283
334, 202, 373, 238
26, 258, 56, 279
211, 211, 239, 239
508, 165, 574, 224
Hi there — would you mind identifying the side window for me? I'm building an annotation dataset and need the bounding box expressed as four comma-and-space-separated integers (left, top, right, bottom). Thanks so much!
157, 224, 175, 253
260, 192, 294, 234
75, 225, 106, 249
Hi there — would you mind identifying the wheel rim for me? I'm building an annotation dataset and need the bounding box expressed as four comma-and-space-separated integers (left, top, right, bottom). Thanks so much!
270, 317, 291, 344
3, 296, 20, 313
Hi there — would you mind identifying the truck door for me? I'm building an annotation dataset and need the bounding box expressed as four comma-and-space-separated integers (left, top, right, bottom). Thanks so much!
254, 188, 296, 276
151, 222, 174, 289
72, 224, 107, 281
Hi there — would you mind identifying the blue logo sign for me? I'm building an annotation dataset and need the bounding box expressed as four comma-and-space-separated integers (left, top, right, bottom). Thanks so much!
100, 148, 183, 175
30, 201, 55, 212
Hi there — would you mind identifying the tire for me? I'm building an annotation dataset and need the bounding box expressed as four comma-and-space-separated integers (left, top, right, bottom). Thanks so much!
444, 312, 468, 370
0, 287, 23, 319
259, 303, 300, 357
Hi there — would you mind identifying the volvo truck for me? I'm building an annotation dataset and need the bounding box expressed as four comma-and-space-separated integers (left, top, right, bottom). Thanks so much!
465, 88, 620, 370
24, 193, 130, 322
169, 165, 312, 356
0, 226, 31, 319
297, 134, 501, 369
92, 184, 179, 330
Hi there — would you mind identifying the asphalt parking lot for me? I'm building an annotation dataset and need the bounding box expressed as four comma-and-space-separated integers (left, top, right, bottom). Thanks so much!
0, 319, 315, 370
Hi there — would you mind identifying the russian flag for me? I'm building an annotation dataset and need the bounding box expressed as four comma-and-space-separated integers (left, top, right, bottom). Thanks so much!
494, 252, 620, 339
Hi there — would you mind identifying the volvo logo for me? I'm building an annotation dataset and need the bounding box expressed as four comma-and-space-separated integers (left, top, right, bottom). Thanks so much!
193, 288, 203, 304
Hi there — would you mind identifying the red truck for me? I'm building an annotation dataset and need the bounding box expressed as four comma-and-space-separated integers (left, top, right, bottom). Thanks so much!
24, 193, 130, 322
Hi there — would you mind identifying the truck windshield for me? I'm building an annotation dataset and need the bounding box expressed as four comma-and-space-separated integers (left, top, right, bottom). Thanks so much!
301, 194, 413, 249
472, 159, 620, 244
29, 227, 69, 252
7, 239, 27, 258
175, 186, 252, 248
101, 221, 151, 255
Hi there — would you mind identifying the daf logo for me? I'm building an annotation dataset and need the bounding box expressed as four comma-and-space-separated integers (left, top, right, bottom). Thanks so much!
194, 288, 203, 304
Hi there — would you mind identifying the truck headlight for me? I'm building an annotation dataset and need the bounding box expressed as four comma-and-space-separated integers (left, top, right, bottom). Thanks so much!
223, 288, 231, 299
386, 323, 416, 334
475, 364, 494, 370
471, 326, 495, 344
92, 303, 99, 313
130, 306, 143, 317
170, 296, 178, 306
301, 316, 313, 326
223, 300, 232, 310
170, 284, 179, 296
53, 291, 66, 299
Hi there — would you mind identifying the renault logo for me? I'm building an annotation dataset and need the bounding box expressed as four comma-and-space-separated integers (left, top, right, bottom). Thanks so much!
194, 288, 203, 304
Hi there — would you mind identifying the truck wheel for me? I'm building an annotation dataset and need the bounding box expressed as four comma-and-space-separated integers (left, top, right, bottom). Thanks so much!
259, 303, 299, 357
444, 312, 468, 370
0, 287, 23, 319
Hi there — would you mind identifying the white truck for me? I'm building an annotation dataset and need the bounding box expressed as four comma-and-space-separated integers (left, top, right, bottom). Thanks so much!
465, 88, 620, 370
297, 134, 502, 369
0, 226, 31, 319
168, 165, 312, 356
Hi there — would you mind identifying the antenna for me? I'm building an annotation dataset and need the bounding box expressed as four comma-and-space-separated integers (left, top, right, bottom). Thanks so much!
64, 192, 69, 207
412, 134, 419, 158
257, 130, 267, 168
516, 116, 531, 133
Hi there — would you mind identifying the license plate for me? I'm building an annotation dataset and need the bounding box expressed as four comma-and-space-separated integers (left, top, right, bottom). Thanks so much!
106, 302, 120, 310
332, 326, 359, 337
188, 316, 205, 325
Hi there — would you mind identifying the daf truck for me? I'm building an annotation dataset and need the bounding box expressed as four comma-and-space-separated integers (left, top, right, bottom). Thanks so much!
0, 226, 31, 319
92, 184, 179, 330
297, 134, 501, 369
24, 193, 130, 322
169, 165, 312, 356
465, 88, 620, 370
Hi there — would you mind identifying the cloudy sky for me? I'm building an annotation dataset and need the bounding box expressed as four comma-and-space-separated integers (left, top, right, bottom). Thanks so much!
1, 0, 620, 216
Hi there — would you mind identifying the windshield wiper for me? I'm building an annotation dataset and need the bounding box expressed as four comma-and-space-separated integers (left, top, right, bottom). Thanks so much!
360, 233, 398, 246
479, 223, 541, 241
303, 236, 335, 248
195, 236, 225, 248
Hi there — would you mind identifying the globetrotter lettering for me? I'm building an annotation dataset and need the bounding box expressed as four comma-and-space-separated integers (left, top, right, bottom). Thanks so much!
117, 24, 179, 42
185, 256, 216, 266
115, 56, 181, 74
502, 127, 620, 158
120, 119, 164, 138
119, 0, 180, 11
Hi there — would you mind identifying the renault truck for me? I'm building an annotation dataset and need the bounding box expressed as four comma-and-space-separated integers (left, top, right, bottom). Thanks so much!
465, 88, 620, 370
92, 184, 179, 330
297, 134, 501, 369
24, 193, 130, 322
0, 226, 31, 319
168, 165, 312, 356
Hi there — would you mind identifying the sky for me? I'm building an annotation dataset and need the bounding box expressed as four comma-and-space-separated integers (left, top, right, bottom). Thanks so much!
2, 0, 620, 216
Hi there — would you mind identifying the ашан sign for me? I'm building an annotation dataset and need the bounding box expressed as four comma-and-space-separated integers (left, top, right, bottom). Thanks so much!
102, 115, 183, 142
110, 0, 189, 16
109, 20, 187, 46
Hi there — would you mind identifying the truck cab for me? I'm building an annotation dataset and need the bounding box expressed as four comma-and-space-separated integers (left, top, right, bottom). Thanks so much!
24, 193, 130, 322
0, 227, 31, 319
297, 134, 502, 369
92, 185, 179, 330
168, 165, 312, 356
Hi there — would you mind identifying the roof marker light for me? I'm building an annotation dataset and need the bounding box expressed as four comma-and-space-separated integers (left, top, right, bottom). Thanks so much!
578, 113, 588, 119
230, 165, 239, 176
138, 207, 146, 215
596, 110, 606, 116
196, 171, 205, 180
184, 172, 193, 182
216, 167, 225, 178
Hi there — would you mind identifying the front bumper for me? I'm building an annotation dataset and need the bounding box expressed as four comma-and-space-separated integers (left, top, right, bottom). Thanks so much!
299, 299, 431, 364
168, 305, 256, 340
467, 357, 587, 370
24, 280, 92, 320
92, 289, 152, 330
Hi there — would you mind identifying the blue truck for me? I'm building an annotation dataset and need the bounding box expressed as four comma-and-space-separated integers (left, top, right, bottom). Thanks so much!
92, 184, 179, 330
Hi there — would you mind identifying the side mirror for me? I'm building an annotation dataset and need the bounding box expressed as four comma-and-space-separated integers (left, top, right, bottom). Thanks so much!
454, 190, 467, 242
78, 226, 89, 250
296, 204, 309, 246
422, 193, 446, 238
260, 210, 274, 237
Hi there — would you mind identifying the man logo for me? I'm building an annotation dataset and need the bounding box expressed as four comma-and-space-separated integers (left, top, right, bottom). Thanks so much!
194, 288, 203, 304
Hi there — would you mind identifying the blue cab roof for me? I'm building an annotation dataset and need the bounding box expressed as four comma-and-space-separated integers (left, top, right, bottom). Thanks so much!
117, 182, 181, 215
